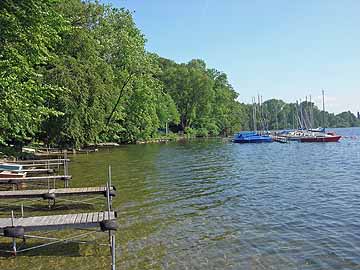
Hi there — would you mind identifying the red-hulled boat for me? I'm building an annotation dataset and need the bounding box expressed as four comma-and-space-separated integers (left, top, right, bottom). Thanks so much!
297, 90, 342, 143
299, 132, 341, 143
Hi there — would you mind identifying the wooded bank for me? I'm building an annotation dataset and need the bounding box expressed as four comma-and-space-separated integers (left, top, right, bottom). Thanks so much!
1, 0, 358, 149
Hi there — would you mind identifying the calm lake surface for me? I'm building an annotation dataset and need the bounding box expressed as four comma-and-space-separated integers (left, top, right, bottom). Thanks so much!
2, 128, 360, 270
70, 127, 360, 270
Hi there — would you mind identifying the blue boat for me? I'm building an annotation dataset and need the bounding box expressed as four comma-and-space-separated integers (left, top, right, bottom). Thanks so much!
233, 131, 273, 143
0, 163, 23, 171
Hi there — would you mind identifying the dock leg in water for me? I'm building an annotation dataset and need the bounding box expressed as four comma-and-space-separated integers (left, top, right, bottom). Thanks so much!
11, 211, 17, 256
107, 165, 116, 270
11, 238, 17, 256
110, 233, 116, 270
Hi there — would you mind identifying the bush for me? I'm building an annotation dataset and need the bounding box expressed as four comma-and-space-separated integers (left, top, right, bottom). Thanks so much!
184, 127, 196, 138
196, 128, 209, 137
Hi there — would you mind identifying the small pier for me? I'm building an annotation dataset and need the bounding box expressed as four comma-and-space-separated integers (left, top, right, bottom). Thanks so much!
0, 211, 116, 232
7, 158, 70, 164
0, 186, 115, 199
0, 175, 72, 189
0, 158, 118, 269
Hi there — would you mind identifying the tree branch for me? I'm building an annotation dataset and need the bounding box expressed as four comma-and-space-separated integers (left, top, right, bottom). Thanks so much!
106, 73, 133, 126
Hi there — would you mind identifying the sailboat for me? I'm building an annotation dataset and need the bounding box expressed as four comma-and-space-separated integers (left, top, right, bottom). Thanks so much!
233, 96, 273, 143
285, 91, 341, 142
298, 132, 341, 142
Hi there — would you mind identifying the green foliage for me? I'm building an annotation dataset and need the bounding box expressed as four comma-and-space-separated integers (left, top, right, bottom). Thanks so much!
184, 127, 197, 138
156, 57, 245, 137
0, 0, 66, 145
196, 128, 209, 137
334, 111, 360, 127
40, 0, 114, 147
1, 0, 357, 148
246, 99, 360, 130
41, 1, 175, 146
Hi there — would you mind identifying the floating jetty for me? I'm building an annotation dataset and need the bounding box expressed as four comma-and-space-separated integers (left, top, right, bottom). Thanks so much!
0, 164, 118, 269
4, 158, 70, 170
0, 156, 71, 189
0, 157, 117, 270
6, 158, 70, 164
0, 175, 72, 189
0, 186, 116, 208
14, 168, 54, 174
0, 186, 115, 200
0, 210, 116, 233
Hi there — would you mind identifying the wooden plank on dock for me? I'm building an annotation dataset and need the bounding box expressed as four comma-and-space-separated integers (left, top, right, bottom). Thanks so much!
0, 186, 114, 199
0, 175, 71, 184
0, 211, 116, 232
12, 159, 70, 164
20, 163, 64, 168
19, 168, 54, 174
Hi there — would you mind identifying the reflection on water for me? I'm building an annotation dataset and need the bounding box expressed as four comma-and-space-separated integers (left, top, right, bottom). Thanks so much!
2, 128, 360, 269
72, 128, 360, 269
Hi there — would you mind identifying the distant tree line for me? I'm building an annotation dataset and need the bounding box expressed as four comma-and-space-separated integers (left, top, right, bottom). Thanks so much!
0, 1, 358, 148
244, 99, 360, 131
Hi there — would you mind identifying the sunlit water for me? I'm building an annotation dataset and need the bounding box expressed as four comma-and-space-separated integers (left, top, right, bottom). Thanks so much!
2, 128, 360, 269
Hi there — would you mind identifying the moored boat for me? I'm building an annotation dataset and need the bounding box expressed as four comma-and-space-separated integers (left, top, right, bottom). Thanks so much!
233, 132, 273, 143
0, 171, 26, 178
298, 132, 341, 142
0, 163, 23, 171
281, 129, 341, 142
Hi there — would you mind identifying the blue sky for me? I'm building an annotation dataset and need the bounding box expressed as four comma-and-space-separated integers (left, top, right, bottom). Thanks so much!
107, 1, 359, 114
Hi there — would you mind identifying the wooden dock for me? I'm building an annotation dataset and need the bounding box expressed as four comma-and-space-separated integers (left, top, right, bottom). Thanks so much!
0, 165, 117, 269
16, 168, 54, 174
19, 163, 64, 168
3, 158, 69, 171
0, 186, 115, 199
8, 158, 70, 164
0, 211, 116, 232
0, 175, 72, 189
0, 175, 71, 183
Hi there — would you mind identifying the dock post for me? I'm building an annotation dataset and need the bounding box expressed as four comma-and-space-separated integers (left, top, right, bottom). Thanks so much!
11, 210, 14, 226
11, 211, 17, 255
108, 165, 112, 209
111, 233, 116, 270
106, 168, 115, 269
106, 182, 111, 219
64, 150, 68, 188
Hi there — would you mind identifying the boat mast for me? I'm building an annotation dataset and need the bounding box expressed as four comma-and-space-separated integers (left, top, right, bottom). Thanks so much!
252, 97, 257, 132
309, 95, 313, 128
258, 95, 261, 132
299, 98, 307, 130
275, 103, 279, 130
258, 94, 264, 133
282, 106, 286, 129
304, 96, 311, 129
296, 100, 301, 129
261, 95, 267, 131
322, 89, 325, 129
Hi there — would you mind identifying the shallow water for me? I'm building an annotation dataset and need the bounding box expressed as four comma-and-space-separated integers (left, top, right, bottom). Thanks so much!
1, 127, 360, 269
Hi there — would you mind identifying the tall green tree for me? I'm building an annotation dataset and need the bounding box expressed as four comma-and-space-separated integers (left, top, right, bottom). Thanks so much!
0, 0, 66, 146
41, 0, 114, 147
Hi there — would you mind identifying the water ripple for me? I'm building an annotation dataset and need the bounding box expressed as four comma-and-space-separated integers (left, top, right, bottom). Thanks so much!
68, 128, 360, 269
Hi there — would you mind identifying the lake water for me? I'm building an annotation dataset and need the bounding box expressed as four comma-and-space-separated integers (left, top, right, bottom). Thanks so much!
2, 128, 360, 269
70, 127, 360, 269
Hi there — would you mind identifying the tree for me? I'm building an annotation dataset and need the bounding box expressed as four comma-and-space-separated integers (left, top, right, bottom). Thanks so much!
0, 0, 66, 146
